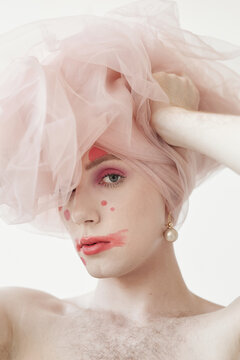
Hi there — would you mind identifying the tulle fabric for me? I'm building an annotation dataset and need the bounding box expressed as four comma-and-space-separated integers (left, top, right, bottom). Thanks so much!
0, 0, 239, 239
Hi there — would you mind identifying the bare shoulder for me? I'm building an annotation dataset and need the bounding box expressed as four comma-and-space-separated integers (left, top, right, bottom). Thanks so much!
0, 286, 65, 337
224, 296, 240, 341
0, 288, 14, 360
180, 296, 240, 360
225, 295, 240, 313
0, 286, 65, 359
0, 286, 57, 360
0, 286, 64, 315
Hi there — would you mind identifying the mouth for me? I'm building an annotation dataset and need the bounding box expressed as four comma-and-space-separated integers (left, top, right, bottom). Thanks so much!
80, 237, 111, 248
82, 241, 110, 247
75, 229, 128, 253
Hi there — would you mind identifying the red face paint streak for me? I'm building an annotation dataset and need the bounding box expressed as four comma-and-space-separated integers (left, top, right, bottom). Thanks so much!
101, 200, 107, 206
75, 229, 128, 254
110, 207, 115, 211
64, 209, 71, 221
80, 257, 86, 266
88, 146, 108, 162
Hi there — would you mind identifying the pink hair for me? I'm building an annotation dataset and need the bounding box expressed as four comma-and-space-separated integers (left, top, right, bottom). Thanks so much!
0, 0, 238, 238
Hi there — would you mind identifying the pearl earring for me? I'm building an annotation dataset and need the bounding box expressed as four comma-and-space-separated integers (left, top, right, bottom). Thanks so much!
163, 212, 178, 242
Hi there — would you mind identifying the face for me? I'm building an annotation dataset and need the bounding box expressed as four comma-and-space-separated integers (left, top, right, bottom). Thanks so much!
59, 145, 167, 278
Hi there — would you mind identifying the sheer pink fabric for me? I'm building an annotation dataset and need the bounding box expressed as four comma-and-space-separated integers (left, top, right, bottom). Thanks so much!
0, 0, 239, 239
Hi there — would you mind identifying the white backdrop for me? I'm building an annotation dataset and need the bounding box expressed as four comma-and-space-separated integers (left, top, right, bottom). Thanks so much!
0, 0, 239, 306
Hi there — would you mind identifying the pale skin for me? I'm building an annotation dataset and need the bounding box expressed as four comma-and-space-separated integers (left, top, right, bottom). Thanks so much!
150, 72, 240, 175
0, 72, 240, 359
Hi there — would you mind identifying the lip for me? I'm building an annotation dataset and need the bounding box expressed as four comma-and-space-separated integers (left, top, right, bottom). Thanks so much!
82, 242, 113, 255
75, 229, 129, 255
80, 236, 111, 248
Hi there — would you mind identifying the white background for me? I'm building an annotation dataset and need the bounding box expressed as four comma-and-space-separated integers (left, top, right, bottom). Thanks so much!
0, 0, 239, 306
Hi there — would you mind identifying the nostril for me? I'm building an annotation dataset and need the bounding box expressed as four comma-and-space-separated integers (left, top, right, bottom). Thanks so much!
70, 188, 76, 198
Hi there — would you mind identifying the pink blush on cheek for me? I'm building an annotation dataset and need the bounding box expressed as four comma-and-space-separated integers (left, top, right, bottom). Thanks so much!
64, 209, 71, 221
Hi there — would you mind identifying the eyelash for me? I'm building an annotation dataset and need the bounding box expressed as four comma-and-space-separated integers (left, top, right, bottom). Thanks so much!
70, 172, 126, 197
98, 172, 126, 188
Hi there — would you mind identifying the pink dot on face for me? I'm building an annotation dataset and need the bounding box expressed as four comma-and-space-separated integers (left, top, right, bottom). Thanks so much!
58, 206, 62, 211
88, 146, 108, 162
101, 200, 107, 206
80, 257, 86, 266
64, 209, 71, 221
110, 207, 115, 211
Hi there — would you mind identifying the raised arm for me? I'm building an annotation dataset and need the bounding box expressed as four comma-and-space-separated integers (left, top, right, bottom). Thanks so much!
150, 72, 240, 175
152, 106, 240, 175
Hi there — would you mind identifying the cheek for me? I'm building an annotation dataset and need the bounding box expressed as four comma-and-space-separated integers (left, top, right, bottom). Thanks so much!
127, 186, 164, 229
64, 209, 71, 221
140, 195, 165, 241
60, 201, 116, 222
101, 200, 115, 212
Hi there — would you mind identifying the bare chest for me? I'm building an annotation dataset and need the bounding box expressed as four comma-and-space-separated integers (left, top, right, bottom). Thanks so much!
13, 306, 236, 360
57, 313, 191, 360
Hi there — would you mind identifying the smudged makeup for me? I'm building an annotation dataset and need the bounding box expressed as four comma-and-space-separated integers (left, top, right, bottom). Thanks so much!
75, 229, 128, 255
59, 146, 130, 264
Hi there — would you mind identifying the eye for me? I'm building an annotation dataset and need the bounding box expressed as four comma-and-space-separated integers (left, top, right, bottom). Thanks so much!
99, 172, 126, 188
69, 172, 126, 199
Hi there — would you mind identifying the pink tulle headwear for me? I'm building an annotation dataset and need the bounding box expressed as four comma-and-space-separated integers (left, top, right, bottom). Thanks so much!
0, 0, 240, 239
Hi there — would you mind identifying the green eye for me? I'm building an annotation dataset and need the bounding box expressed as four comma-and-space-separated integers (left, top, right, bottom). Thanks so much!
99, 173, 126, 188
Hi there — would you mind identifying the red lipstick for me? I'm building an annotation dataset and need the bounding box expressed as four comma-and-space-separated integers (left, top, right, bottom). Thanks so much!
75, 229, 128, 255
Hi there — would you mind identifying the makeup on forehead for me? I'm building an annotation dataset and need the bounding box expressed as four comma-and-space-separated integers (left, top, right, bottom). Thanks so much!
86, 146, 121, 170
88, 146, 109, 162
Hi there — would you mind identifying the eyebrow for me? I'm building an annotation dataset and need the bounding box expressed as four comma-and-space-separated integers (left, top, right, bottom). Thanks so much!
85, 154, 121, 170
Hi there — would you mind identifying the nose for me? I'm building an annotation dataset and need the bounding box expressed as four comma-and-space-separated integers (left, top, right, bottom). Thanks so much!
71, 213, 95, 224
69, 188, 100, 225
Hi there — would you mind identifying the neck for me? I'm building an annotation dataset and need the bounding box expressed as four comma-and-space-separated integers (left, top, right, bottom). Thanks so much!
88, 241, 196, 324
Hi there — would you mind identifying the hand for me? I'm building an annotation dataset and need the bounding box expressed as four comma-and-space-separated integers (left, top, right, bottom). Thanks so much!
149, 72, 200, 147
151, 71, 200, 111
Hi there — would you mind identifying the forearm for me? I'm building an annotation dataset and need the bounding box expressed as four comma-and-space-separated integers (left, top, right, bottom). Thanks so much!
158, 107, 240, 175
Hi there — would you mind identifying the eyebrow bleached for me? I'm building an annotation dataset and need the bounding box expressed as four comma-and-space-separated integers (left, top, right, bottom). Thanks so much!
85, 154, 121, 170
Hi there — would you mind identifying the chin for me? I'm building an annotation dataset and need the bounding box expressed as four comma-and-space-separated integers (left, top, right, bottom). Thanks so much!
86, 261, 139, 279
